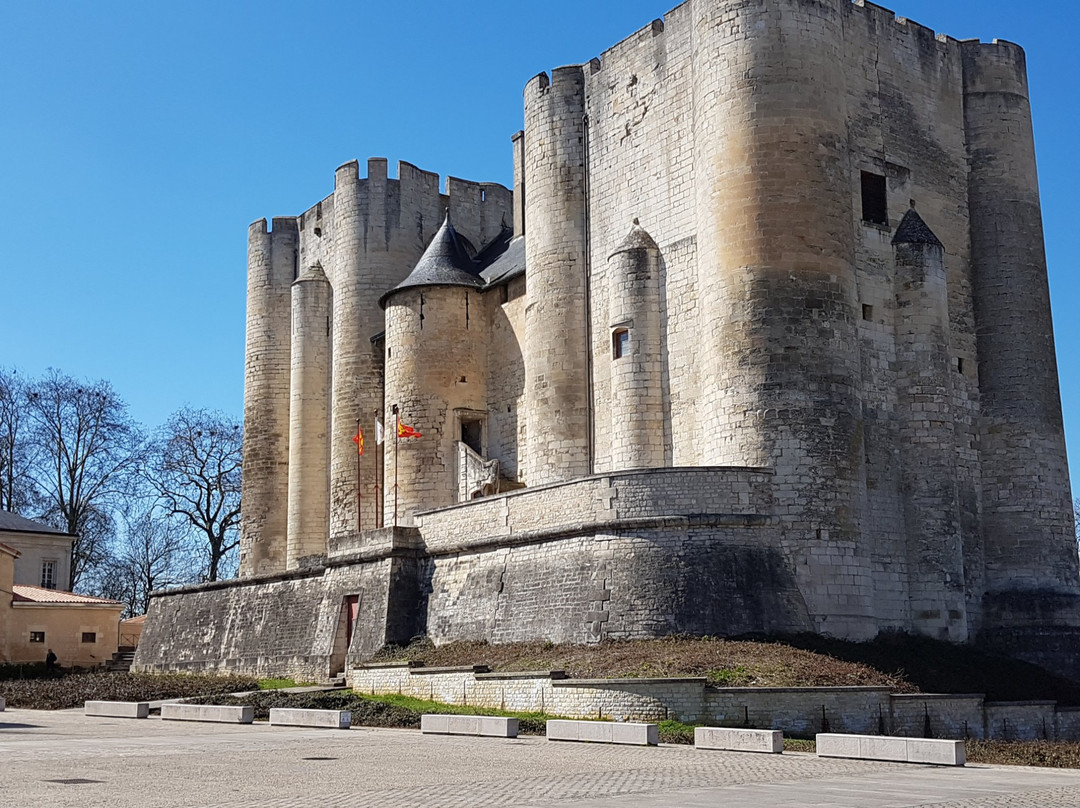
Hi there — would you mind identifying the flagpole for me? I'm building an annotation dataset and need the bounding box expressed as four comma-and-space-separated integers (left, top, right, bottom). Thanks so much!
374, 409, 381, 529
362, 419, 367, 533
393, 405, 399, 528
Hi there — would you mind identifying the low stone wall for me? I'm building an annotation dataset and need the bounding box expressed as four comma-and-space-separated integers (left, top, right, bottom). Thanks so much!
349, 664, 1080, 741
889, 694, 987, 741
984, 701, 1057, 741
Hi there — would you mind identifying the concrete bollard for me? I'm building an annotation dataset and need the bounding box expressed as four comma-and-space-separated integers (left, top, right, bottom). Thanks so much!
85, 701, 150, 719
269, 708, 351, 729
547, 719, 658, 746
421, 714, 518, 738
694, 727, 783, 754
816, 733, 965, 766
161, 704, 254, 724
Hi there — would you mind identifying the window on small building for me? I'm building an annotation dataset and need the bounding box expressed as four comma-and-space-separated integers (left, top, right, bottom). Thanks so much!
82, 632, 97, 644
41, 560, 56, 590
861, 171, 889, 226
29, 631, 45, 643
612, 328, 630, 360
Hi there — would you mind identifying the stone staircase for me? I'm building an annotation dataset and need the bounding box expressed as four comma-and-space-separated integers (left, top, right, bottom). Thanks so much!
106, 649, 136, 673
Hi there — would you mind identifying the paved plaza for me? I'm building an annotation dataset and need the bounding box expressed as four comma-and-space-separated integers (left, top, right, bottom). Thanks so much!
3, 709, 1080, 807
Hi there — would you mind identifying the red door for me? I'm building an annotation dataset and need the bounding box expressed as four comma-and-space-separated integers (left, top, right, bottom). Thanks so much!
345, 595, 360, 646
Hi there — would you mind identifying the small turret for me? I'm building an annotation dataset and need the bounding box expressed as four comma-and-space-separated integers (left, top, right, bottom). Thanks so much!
379, 212, 482, 307
381, 212, 489, 524
607, 219, 665, 471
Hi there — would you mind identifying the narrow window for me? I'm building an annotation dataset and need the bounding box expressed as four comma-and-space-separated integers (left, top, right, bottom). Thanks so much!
612, 328, 630, 360
861, 171, 888, 226
82, 632, 97, 644
862, 304, 873, 322
29, 631, 45, 643
956, 357, 965, 374
41, 560, 56, 590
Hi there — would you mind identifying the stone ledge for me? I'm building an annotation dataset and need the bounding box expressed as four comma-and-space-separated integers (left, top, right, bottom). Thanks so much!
162, 704, 254, 724
410, 665, 491, 676
475, 670, 569, 681
890, 693, 985, 701
354, 661, 425, 670
695, 727, 783, 754
85, 701, 149, 719
553, 677, 707, 687
707, 686, 893, 694
421, 714, 518, 737
547, 719, 658, 746
816, 733, 965, 766
269, 708, 351, 729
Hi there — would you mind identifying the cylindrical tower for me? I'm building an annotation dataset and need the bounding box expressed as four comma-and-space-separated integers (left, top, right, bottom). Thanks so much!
286, 263, 332, 568
328, 160, 386, 539
962, 40, 1079, 596
523, 66, 590, 485
240, 217, 296, 577
607, 220, 664, 471
381, 215, 488, 524
691, 0, 872, 638
892, 209, 967, 641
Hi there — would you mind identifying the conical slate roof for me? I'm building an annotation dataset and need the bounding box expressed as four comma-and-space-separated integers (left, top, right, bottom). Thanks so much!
380, 212, 482, 306
892, 208, 943, 248
610, 218, 659, 257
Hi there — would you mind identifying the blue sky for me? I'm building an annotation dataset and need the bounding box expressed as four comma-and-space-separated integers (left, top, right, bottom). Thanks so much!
2, 1, 1078, 479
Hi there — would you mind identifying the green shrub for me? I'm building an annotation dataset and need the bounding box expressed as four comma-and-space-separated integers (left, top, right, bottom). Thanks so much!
0, 672, 258, 710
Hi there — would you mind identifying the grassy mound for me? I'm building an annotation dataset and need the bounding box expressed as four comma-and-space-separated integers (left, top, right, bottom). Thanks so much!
370, 635, 916, 692
370, 633, 1080, 704
0, 672, 258, 710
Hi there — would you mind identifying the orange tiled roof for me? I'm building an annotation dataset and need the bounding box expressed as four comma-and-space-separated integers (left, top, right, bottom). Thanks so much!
121, 615, 147, 626
12, 585, 123, 606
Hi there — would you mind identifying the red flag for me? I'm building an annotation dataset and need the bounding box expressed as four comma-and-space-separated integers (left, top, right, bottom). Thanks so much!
352, 426, 364, 455
397, 420, 422, 439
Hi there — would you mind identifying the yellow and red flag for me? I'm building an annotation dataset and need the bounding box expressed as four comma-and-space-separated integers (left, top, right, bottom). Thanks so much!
397, 420, 422, 439
352, 426, 364, 455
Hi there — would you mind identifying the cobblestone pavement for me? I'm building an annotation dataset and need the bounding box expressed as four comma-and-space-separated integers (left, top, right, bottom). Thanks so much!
2, 709, 1079, 807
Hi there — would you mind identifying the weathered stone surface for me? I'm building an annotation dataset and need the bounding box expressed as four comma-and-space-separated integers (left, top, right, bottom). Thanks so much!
421, 714, 518, 738
269, 708, 350, 729
694, 727, 783, 754
143, 0, 1080, 685
547, 719, 657, 746
816, 733, 965, 766
85, 701, 149, 719
161, 704, 254, 724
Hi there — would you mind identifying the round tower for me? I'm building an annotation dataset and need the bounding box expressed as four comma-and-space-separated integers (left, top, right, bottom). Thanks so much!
892, 209, 967, 641
607, 219, 664, 471
240, 217, 296, 577
381, 214, 488, 524
691, 0, 872, 638
522, 65, 591, 485
287, 263, 331, 568
962, 40, 1080, 599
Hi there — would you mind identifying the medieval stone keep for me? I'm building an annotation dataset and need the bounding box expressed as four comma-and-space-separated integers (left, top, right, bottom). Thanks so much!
135, 0, 1080, 682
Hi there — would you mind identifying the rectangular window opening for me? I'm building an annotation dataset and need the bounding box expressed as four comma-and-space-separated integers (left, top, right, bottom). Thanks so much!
41, 560, 56, 590
956, 357, 965, 374
81, 632, 96, 644
612, 328, 630, 360
862, 304, 873, 322
861, 171, 889, 226
29, 631, 45, 643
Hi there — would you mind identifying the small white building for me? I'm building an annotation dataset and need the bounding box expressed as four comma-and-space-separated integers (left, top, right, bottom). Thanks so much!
0, 511, 76, 591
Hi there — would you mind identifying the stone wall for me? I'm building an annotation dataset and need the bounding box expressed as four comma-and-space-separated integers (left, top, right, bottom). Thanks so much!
349, 664, 1080, 742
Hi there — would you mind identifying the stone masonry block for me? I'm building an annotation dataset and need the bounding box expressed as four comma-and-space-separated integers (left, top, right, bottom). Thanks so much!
162, 704, 254, 724
85, 701, 150, 719
547, 719, 658, 746
694, 727, 783, 754
421, 714, 518, 738
269, 708, 351, 729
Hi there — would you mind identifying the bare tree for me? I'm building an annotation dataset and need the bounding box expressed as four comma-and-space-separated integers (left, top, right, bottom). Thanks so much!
25, 370, 145, 590
0, 368, 35, 513
91, 505, 196, 617
147, 408, 241, 582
